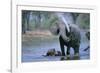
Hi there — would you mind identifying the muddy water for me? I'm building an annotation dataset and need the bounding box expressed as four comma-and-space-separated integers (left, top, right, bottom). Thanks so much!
22, 36, 90, 62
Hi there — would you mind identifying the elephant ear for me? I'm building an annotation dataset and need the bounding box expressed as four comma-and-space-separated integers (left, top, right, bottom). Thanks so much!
49, 23, 59, 35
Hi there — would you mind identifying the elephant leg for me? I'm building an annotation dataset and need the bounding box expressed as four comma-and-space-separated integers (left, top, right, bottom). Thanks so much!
60, 43, 65, 56
59, 37, 65, 56
73, 46, 80, 59
66, 47, 70, 57
66, 47, 70, 59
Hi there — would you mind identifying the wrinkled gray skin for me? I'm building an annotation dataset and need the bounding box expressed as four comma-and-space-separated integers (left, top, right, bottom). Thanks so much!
50, 22, 81, 58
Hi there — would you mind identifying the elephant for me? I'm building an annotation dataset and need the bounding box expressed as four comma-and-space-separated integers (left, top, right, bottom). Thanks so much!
84, 31, 90, 51
50, 21, 81, 59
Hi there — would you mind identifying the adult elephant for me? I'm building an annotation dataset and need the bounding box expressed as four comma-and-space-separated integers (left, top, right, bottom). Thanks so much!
50, 21, 81, 59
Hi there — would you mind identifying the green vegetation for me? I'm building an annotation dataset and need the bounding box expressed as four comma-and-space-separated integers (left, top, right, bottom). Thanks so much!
76, 13, 90, 29
22, 11, 59, 34
22, 11, 90, 34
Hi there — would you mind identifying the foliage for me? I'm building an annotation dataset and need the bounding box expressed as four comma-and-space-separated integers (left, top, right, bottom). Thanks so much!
76, 13, 90, 29
22, 10, 90, 34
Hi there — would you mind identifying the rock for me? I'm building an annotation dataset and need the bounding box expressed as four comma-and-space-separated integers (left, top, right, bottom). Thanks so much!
46, 49, 56, 56
55, 51, 62, 56
43, 48, 62, 56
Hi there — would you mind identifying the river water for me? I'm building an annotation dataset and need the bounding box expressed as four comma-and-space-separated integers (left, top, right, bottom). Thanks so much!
22, 36, 90, 62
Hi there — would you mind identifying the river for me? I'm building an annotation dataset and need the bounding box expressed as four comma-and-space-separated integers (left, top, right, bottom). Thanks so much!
22, 36, 90, 62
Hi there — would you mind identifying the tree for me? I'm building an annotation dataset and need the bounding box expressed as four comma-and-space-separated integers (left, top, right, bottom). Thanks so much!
22, 10, 31, 34
76, 13, 90, 29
